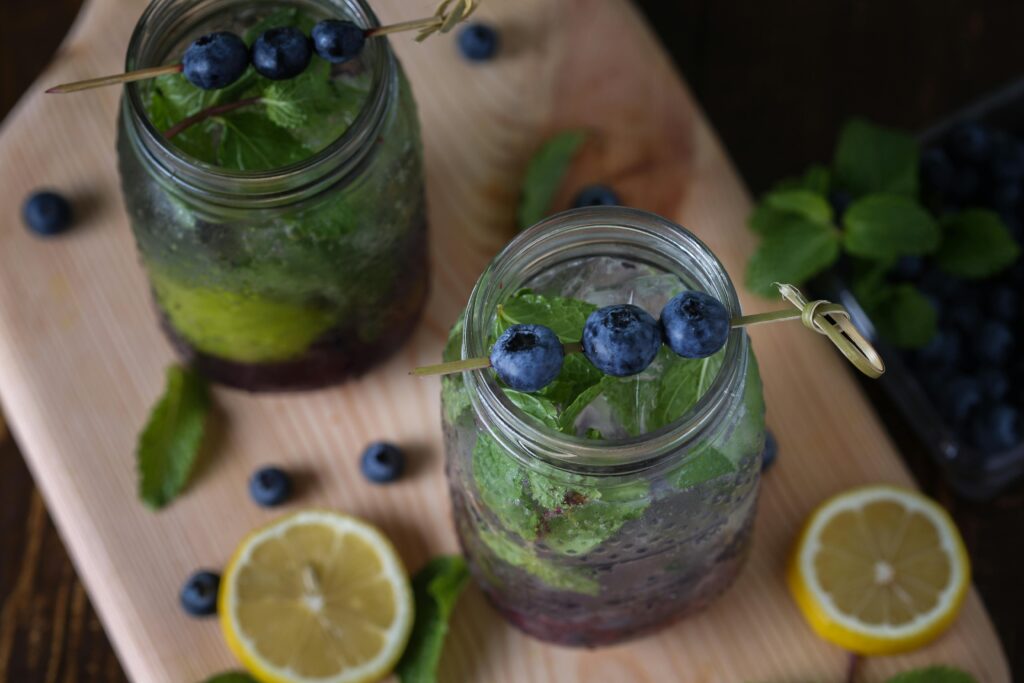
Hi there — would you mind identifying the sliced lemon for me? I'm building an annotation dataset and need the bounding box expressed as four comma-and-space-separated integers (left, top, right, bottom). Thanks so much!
219, 510, 414, 683
787, 484, 970, 655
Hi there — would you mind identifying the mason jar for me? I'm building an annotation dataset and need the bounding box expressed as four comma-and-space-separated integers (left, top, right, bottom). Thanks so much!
117, 0, 427, 390
441, 208, 766, 646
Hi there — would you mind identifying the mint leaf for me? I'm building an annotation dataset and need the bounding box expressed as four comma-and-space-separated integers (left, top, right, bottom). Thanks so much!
541, 488, 649, 555
648, 351, 724, 431
773, 164, 831, 194
885, 666, 977, 683
504, 390, 559, 429
668, 447, 734, 489
218, 111, 309, 171
243, 7, 302, 44
498, 290, 596, 342
557, 382, 604, 433
395, 556, 470, 683
479, 529, 599, 595
538, 353, 603, 409
748, 205, 795, 236
202, 674, 258, 683
472, 434, 539, 541
833, 118, 918, 197
518, 131, 587, 230
138, 366, 210, 509
763, 189, 833, 225
843, 194, 940, 259
859, 283, 937, 348
599, 373, 661, 437
745, 219, 841, 297
936, 209, 1020, 278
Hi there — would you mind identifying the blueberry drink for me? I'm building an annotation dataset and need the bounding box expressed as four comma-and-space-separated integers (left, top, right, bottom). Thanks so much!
442, 208, 766, 646
117, 0, 426, 390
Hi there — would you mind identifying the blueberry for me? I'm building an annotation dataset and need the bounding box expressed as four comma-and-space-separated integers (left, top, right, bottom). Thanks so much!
249, 466, 292, 506
974, 367, 1009, 401
182, 31, 249, 90
914, 327, 961, 370
22, 191, 73, 236
973, 321, 1014, 365
582, 305, 662, 377
457, 23, 499, 61
573, 185, 620, 208
828, 190, 853, 220
251, 27, 312, 80
360, 442, 405, 483
490, 324, 564, 392
660, 291, 730, 359
921, 147, 955, 193
990, 142, 1024, 182
180, 571, 220, 617
988, 286, 1018, 321
969, 403, 1020, 453
945, 292, 982, 332
891, 255, 925, 281
761, 430, 778, 472
947, 122, 991, 164
938, 376, 983, 423
311, 19, 365, 64
918, 268, 959, 300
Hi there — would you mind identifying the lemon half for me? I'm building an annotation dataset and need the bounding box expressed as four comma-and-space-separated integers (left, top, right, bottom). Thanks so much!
787, 485, 970, 655
219, 510, 413, 683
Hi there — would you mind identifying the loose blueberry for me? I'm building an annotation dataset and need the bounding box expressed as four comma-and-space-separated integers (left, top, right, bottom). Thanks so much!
360, 442, 405, 483
582, 304, 662, 377
251, 27, 312, 80
457, 23, 499, 61
973, 321, 1014, 366
827, 189, 853, 220
180, 570, 220, 617
938, 376, 982, 424
573, 185, 620, 208
660, 291, 730, 359
761, 430, 778, 472
311, 19, 366, 64
490, 324, 564, 392
947, 121, 991, 164
970, 403, 1020, 453
249, 466, 292, 506
22, 191, 72, 236
920, 147, 955, 193
945, 290, 982, 332
182, 31, 249, 90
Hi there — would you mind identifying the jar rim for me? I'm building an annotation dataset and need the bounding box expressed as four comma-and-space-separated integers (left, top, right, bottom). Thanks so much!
122, 0, 394, 209
463, 207, 750, 474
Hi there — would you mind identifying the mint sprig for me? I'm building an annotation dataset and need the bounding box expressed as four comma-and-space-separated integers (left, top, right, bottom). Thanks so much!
395, 556, 470, 683
138, 366, 211, 509
744, 118, 1018, 349
201, 673, 258, 683
885, 666, 977, 683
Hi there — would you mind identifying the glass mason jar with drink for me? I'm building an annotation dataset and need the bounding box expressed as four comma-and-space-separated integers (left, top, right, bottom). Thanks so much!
440, 208, 767, 646
117, 0, 427, 390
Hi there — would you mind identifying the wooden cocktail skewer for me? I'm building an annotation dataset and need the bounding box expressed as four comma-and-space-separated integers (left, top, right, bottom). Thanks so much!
412, 283, 885, 379
46, 0, 479, 94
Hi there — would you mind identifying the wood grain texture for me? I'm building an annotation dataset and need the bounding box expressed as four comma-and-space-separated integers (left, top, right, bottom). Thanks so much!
0, 0, 1011, 682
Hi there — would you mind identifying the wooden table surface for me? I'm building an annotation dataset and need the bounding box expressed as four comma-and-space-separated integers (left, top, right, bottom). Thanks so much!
1, 1, 1021, 681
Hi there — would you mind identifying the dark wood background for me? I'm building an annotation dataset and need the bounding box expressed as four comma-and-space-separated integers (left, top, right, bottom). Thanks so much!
1, 1, 1021, 680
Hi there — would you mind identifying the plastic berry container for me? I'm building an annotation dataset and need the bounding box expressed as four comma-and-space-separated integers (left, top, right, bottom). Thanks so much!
816, 77, 1024, 500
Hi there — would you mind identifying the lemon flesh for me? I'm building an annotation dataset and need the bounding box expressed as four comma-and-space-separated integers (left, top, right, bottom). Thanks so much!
220, 511, 413, 683
788, 485, 970, 655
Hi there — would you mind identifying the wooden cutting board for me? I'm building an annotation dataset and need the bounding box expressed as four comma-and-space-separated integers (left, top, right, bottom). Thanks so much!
0, 0, 1010, 680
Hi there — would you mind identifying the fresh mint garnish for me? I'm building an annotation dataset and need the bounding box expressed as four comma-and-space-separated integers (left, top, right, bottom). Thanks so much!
497, 289, 596, 342
395, 556, 470, 683
745, 117, 1016, 349
843, 194, 940, 259
479, 529, 599, 595
834, 118, 919, 197
138, 366, 211, 509
885, 666, 977, 683
745, 217, 841, 297
517, 131, 587, 230
936, 209, 1021, 278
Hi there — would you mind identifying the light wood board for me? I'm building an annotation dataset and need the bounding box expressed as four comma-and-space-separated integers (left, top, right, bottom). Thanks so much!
0, 0, 1010, 680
